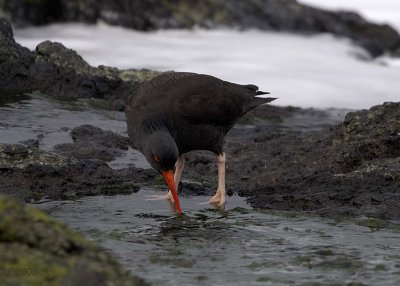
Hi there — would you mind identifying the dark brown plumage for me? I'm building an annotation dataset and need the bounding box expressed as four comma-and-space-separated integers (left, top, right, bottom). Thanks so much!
125, 72, 275, 213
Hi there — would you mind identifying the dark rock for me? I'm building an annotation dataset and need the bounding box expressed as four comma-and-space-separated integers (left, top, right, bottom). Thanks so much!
54, 124, 129, 162
179, 182, 214, 197
1, 143, 29, 157
3, 0, 98, 27
0, 18, 161, 110
0, 143, 157, 200
3, 0, 400, 57
71, 124, 129, 150
30, 41, 155, 110
182, 102, 400, 220
0, 17, 34, 95
0, 196, 149, 286
54, 142, 123, 162
18, 138, 40, 148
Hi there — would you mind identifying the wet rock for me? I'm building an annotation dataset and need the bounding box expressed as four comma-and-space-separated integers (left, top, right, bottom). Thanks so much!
0, 18, 161, 110
0, 143, 156, 201
54, 125, 129, 162
54, 142, 123, 162
0, 18, 33, 95
182, 102, 400, 220
71, 124, 129, 150
30, 41, 160, 110
179, 182, 214, 197
3, 0, 98, 26
242, 103, 400, 219
0, 195, 149, 286
18, 138, 40, 148
3, 0, 400, 57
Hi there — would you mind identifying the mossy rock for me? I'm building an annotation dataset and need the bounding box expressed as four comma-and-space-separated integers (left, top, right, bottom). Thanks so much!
0, 196, 149, 286
0, 144, 79, 170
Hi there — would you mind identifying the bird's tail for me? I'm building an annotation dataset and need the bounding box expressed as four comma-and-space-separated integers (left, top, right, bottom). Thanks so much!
241, 84, 276, 113
241, 96, 276, 114
244, 84, 273, 97
251, 95, 276, 106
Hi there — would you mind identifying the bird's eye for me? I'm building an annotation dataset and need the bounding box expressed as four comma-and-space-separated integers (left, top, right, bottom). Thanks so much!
153, 155, 160, 162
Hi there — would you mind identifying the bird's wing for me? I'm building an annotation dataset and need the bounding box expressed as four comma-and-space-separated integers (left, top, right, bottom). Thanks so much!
127, 72, 274, 128
172, 75, 273, 126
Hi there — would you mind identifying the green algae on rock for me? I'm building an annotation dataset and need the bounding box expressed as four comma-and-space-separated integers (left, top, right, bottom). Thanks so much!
0, 196, 149, 286
0, 143, 79, 170
0, 143, 149, 201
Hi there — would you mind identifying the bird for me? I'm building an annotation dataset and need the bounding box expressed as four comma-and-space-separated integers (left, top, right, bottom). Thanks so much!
125, 72, 275, 214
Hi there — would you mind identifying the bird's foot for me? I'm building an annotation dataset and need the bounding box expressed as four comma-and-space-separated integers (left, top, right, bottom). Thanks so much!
146, 191, 174, 203
208, 191, 226, 208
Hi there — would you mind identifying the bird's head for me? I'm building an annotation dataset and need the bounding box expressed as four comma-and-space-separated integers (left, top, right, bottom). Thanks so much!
143, 131, 182, 214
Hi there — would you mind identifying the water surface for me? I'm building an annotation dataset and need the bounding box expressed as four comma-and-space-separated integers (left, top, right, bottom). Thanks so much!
35, 190, 400, 286
14, 25, 400, 109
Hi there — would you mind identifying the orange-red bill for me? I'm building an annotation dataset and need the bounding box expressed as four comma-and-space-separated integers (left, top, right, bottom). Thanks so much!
161, 170, 182, 214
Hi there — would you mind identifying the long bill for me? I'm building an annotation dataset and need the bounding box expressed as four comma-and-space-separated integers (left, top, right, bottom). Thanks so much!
161, 170, 182, 214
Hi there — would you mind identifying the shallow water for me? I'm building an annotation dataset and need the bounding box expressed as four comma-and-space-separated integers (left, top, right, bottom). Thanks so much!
0, 94, 150, 169
0, 95, 347, 169
3, 95, 400, 285
35, 190, 400, 286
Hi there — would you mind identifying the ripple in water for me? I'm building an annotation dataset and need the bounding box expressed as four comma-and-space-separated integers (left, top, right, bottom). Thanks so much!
34, 190, 400, 286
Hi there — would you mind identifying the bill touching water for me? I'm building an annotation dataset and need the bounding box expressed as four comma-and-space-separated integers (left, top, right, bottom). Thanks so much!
1, 0, 400, 285
35, 191, 400, 286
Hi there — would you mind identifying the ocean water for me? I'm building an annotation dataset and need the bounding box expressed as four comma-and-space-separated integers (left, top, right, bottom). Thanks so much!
35, 191, 400, 286
14, 24, 400, 110
7, 3, 400, 284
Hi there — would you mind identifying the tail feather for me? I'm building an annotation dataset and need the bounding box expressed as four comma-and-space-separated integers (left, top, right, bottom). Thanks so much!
244, 84, 258, 91
241, 83, 276, 113
243, 96, 276, 114
243, 84, 270, 95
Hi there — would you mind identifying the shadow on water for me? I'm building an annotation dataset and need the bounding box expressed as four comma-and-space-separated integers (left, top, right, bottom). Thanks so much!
34, 190, 400, 286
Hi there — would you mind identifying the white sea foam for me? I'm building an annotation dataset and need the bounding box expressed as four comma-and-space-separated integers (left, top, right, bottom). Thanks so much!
14, 23, 400, 109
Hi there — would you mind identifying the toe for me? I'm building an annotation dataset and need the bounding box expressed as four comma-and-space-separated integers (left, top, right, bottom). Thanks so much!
146, 192, 174, 202
208, 195, 220, 203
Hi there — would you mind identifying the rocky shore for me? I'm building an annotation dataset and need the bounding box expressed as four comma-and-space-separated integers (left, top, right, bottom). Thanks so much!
1, 15, 400, 284
1, 17, 400, 220
0, 18, 160, 110
0, 196, 149, 285
3, 0, 400, 58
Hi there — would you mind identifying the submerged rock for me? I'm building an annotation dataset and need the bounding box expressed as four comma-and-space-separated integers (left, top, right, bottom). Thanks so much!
0, 196, 149, 286
3, 0, 400, 57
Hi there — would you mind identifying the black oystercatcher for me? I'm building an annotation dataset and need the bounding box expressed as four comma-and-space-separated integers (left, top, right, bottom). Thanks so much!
125, 72, 275, 214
